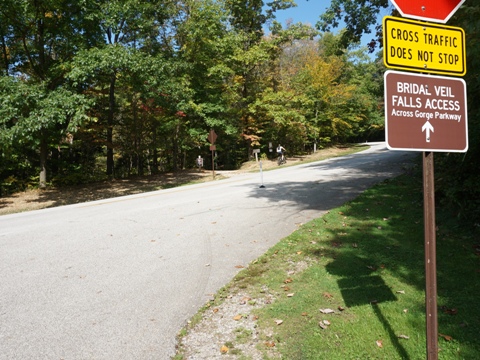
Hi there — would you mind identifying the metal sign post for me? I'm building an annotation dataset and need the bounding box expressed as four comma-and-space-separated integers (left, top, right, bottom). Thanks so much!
423, 152, 438, 360
383, 1, 467, 357
208, 129, 217, 179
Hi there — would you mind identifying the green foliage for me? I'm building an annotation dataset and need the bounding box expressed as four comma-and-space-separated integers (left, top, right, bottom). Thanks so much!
320, 0, 480, 222
1, 0, 391, 192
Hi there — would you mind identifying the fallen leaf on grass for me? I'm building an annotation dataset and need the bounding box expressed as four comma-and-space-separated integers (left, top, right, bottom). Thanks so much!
338, 306, 345, 311
284, 278, 293, 284
440, 306, 458, 315
265, 341, 275, 348
319, 308, 335, 314
319, 321, 328, 329
376, 340, 383, 348
239, 296, 251, 305
323, 292, 333, 299
439, 333, 453, 341
297, 251, 302, 255
396, 290, 406, 294
301, 312, 308, 316
275, 319, 284, 326
287, 293, 295, 297
220, 345, 229, 354
398, 334, 410, 339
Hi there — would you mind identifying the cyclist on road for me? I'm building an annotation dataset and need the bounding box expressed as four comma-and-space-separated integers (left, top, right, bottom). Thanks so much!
276, 144, 286, 163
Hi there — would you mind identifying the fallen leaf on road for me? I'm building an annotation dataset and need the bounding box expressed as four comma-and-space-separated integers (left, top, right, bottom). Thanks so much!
235, 265, 244, 268
220, 345, 229, 354
233, 315, 243, 321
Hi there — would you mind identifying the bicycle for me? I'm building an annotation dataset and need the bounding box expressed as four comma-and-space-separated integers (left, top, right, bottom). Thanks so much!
277, 153, 287, 165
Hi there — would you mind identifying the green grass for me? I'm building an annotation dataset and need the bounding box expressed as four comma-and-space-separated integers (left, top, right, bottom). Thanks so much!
224, 172, 479, 359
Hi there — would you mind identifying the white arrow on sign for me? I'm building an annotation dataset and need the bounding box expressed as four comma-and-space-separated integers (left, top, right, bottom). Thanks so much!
422, 121, 435, 143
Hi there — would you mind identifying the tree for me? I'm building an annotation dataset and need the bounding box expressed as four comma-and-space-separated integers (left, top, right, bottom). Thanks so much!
320, 0, 480, 220
0, 0, 97, 188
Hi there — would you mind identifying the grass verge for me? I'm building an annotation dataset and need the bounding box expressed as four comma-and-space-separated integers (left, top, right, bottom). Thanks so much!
177, 171, 480, 359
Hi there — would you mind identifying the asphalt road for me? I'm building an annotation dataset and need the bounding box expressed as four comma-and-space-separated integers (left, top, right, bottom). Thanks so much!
0, 143, 415, 359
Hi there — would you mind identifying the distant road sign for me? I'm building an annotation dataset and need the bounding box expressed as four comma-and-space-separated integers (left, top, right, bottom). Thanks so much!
390, 0, 465, 24
208, 129, 217, 144
383, 16, 466, 76
384, 70, 468, 152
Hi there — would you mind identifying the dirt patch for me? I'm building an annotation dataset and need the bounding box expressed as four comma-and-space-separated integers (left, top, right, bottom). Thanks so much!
0, 145, 366, 216
0, 170, 217, 216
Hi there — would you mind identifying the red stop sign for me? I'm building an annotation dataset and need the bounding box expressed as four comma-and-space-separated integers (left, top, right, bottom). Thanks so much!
391, 0, 465, 23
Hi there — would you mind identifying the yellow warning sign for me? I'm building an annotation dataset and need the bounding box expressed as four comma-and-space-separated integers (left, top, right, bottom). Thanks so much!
383, 16, 466, 76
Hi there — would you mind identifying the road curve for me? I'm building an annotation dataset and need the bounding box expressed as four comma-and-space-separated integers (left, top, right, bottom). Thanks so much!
0, 143, 415, 359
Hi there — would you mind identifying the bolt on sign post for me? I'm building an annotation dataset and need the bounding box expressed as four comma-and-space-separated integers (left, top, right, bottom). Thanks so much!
385, 1, 467, 358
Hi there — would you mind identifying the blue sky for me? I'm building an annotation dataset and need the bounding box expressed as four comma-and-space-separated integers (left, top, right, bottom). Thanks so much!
272, 0, 330, 29
269, 0, 391, 49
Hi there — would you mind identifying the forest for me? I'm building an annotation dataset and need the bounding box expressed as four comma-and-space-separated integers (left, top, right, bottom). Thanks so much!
0, 0, 478, 221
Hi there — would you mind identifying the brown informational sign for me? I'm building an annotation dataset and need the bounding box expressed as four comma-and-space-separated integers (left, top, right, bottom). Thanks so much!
384, 70, 468, 152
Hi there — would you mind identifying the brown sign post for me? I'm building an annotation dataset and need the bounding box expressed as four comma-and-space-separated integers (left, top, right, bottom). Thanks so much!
208, 129, 217, 179
384, 70, 468, 359
384, 1, 467, 357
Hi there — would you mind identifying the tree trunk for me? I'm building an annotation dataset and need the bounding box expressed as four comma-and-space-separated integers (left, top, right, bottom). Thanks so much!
106, 73, 116, 176
39, 137, 48, 189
